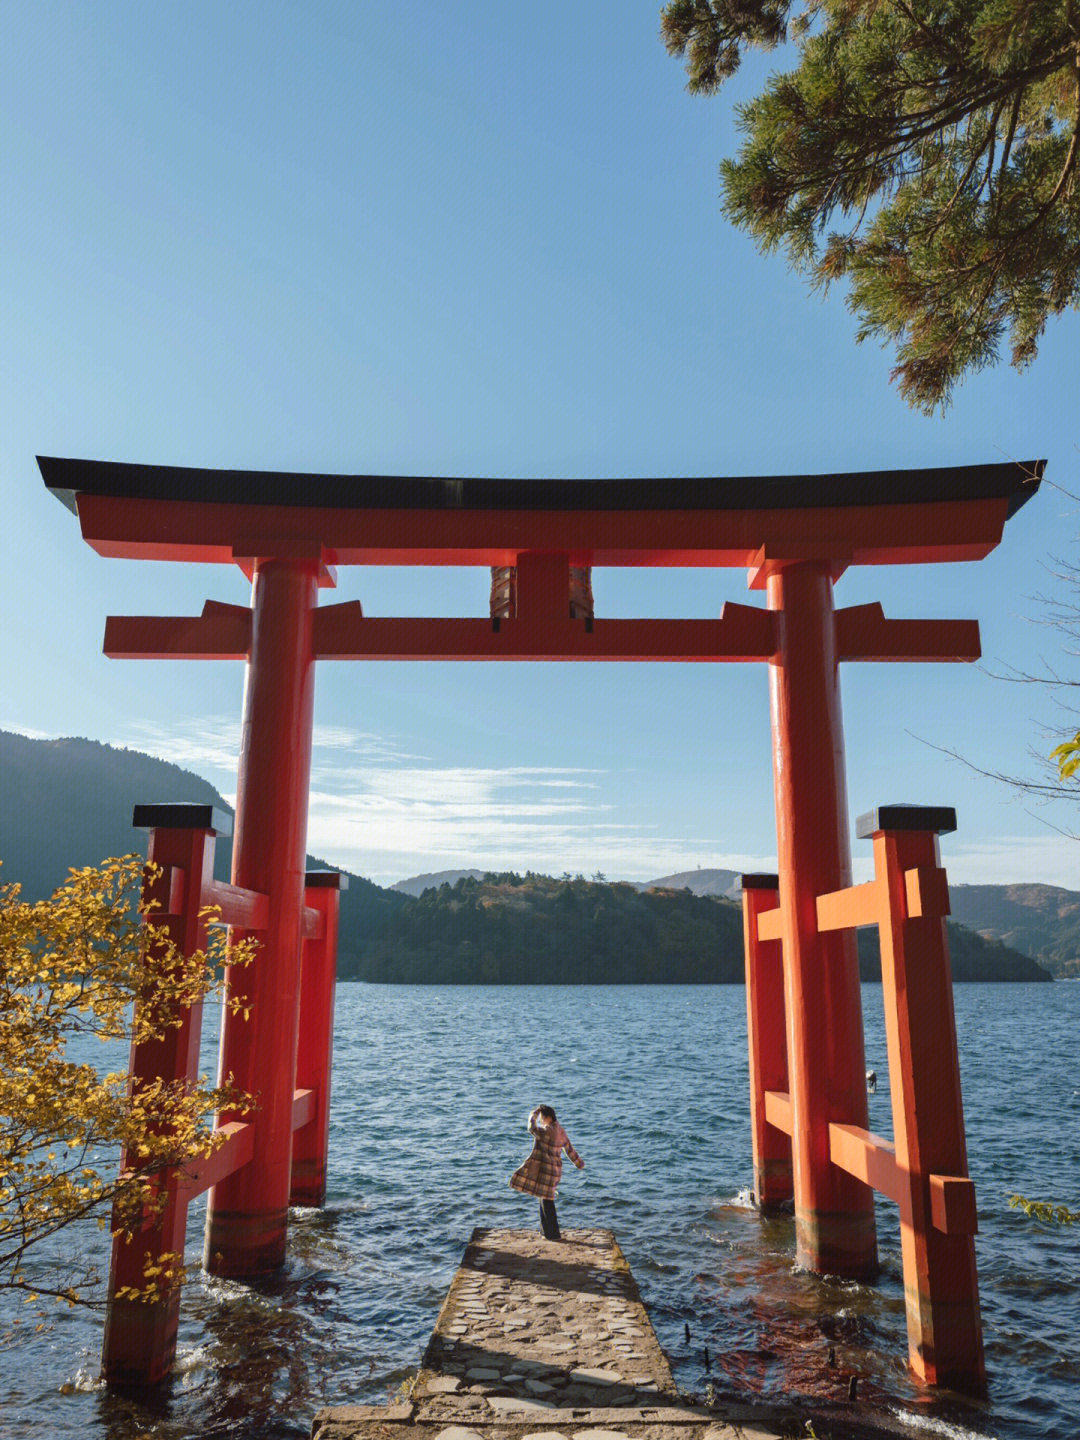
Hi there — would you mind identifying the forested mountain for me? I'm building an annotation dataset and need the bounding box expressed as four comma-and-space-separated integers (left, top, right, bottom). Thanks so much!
0, 730, 1059, 982
950, 883, 1080, 980
0, 729, 405, 965
346, 873, 747, 983
0, 730, 229, 899
857, 918, 1049, 984
643, 868, 741, 897
640, 863, 1077, 979
391, 869, 485, 896
343, 871, 1049, 984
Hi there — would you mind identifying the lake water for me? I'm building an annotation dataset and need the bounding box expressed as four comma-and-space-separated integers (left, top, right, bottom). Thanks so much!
3, 983, 1078, 1440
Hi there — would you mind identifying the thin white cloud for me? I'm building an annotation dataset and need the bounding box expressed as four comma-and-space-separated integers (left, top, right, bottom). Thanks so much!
316, 764, 600, 806
940, 834, 1079, 889
849, 833, 1077, 889
107, 716, 679, 879
103, 716, 1078, 889
310, 725, 427, 762
115, 718, 243, 774
303, 760, 748, 884
114, 717, 423, 775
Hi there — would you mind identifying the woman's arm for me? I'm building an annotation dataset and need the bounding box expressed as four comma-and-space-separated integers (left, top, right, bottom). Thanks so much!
562, 1132, 585, 1169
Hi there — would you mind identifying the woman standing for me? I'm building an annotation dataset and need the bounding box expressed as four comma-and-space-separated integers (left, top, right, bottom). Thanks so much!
509, 1104, 585, 1240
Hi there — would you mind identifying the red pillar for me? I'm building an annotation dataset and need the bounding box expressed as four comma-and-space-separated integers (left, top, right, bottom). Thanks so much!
864, 808, 985, 1390
741, 874, 793, 1210
290, 871, 346, 1207
205, 558, 318, 1276
766, 560, 876, 1277
103, 806, 224, 1385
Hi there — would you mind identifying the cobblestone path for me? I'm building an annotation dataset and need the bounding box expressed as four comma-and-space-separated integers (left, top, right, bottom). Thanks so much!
312, 1228, 898, 1440
415, 1225, 676, 1415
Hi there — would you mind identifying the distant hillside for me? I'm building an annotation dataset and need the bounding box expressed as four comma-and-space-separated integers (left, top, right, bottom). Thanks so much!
858, 921, 1049, 983
642, 868, 741, 897
0, 731, 1057, 983
393, 867, 746, 899
346, 871, 1049, 984
347, 872, 746, 983
0, 730, 405, 968
632, 866, 1062, 979
950, 882, 1080, 979
392, 868, 485, 896
0, 730, 231, 898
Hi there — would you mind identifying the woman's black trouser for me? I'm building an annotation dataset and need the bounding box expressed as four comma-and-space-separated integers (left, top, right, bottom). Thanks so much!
539, 1198, 560, 1240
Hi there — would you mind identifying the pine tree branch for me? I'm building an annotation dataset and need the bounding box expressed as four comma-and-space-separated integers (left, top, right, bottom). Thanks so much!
924, 101, 1006, 241
994, 88, 1025, 212
671, 1, 1080, 406
929, 87, 1079, 287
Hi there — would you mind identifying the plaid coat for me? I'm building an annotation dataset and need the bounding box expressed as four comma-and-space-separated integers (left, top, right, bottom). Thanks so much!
509, 1110, 584, 1200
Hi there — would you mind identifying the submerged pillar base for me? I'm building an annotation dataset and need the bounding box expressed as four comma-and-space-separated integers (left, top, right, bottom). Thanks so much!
288, 1157, 327, 1208
204, 1205, 289, 1277
796, 1207, 879, 1281
906, 1275, 987, 1393
755, 1155, 795, 1214
102, 1282, 181, 1388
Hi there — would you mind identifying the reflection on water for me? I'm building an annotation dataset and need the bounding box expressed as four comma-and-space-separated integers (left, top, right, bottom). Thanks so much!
2, 983, 1077, 1440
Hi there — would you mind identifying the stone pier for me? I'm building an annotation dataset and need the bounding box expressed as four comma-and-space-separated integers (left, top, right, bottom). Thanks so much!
311, 1228, 794, 1440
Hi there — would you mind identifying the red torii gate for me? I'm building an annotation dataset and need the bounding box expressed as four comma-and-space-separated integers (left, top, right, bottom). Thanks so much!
40, 455, 1041, 1393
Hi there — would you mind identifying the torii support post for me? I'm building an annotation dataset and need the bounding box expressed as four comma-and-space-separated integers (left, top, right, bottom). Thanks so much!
290, 871, 347, 1207
205, 557, 319, 1276
103, 804, 227, 1387
740, 874, 792, 1211
861, 806, 985, 1390
765, 559, 876, 1278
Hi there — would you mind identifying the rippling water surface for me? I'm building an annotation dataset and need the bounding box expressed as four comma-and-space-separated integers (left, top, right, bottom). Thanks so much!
4, 983, 1078, 1440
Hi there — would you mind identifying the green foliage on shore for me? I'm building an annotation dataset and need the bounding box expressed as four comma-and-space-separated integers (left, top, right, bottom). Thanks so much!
340, 873, 747, 984
338, 871, 1051, 985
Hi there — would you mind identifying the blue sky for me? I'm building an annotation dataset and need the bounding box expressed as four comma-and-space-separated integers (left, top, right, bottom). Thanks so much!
2, 3, 1078, 888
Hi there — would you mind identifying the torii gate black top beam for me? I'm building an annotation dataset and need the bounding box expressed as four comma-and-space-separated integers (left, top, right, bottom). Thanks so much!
39, 456, 1041, 575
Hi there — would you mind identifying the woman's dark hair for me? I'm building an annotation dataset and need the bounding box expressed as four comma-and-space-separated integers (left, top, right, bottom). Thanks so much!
537, 1104, 557, 1122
